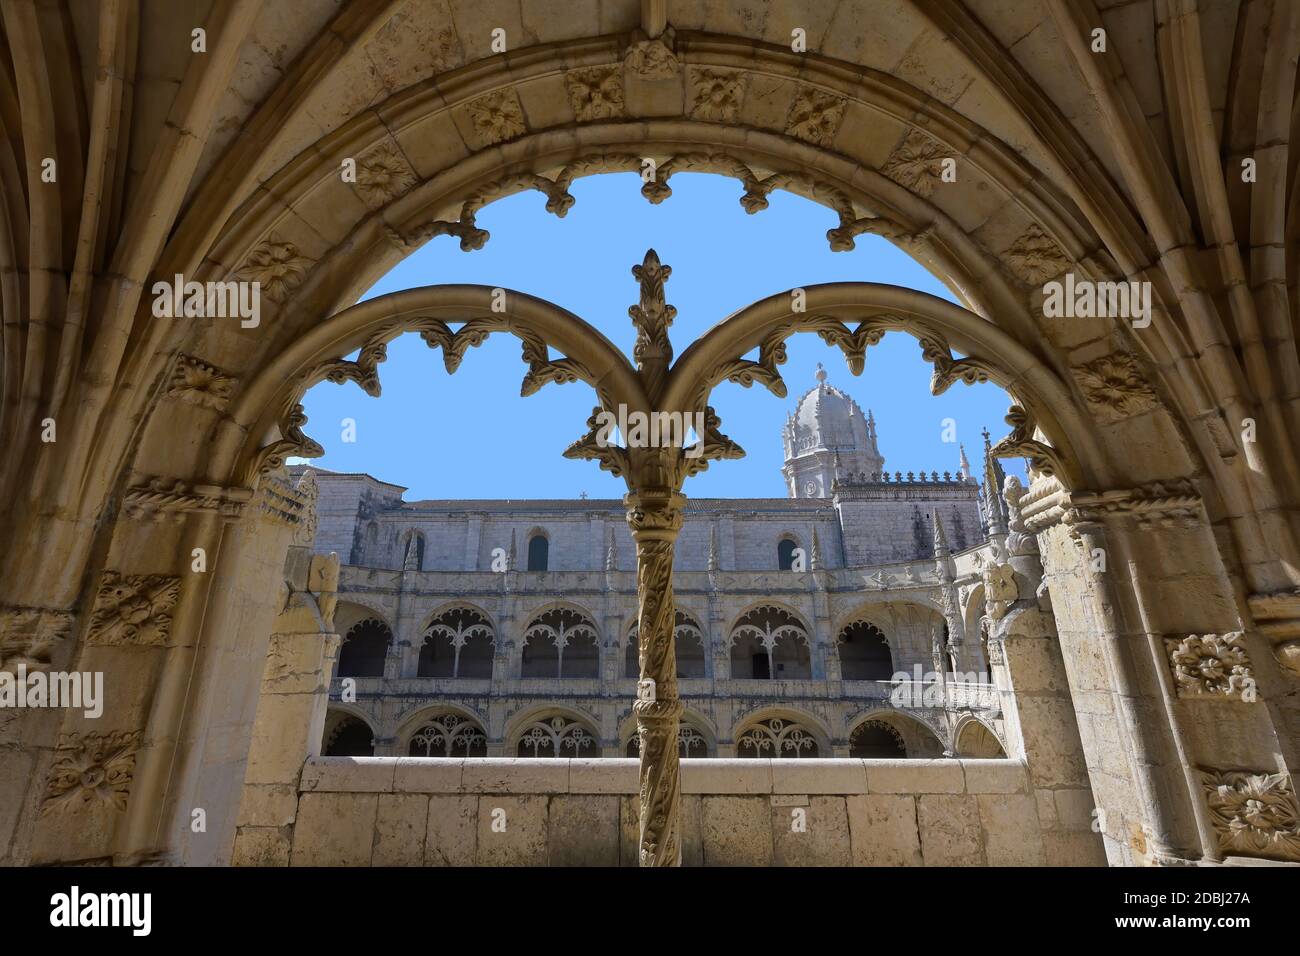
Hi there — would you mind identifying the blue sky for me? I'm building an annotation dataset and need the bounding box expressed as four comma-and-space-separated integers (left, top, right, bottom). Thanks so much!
296, 172, 1020, 500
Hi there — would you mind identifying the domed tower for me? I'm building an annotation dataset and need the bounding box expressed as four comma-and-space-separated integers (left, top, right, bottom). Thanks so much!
781, 364, 885, 498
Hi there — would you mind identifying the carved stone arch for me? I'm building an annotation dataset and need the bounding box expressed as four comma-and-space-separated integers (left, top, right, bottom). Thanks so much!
620, 708, 716, 758
727, 602, 813, 680
732, 706, 833, 759
397, 703, 489, 758
836, 618, 896, 682
505, 704, 601, 759
847, 708, 944, 759
520, 603, 601, 680
418, 600, 500, 636
321, 706, 378, 758
333, 597, 394, 635
953, 715, 1007, 759
418, 603, 497, 679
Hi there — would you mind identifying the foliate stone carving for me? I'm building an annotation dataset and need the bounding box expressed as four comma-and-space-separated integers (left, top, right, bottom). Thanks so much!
233, 236, 311, 303
880, 129, 951, 198
623, 30, 679, 78
464, 89, 526, 147
1199, 768, 1300, 861
1064, 479, 1202, 533
86, 573, 180, 647
565, 66, 625, 121
0, 606, 74, 676
688, 68, 745, 123
989, 405, 1067, 480
294, 469, 319, 546
122, 478, 252, 522
785, 87, 846, 147
353, 140, 418, 206
42, 730, 143, 815
167, 354, 236, 409
1164, 632, 1253, 699
1004, 224, 1070, 284
1073, 351, 1159, 422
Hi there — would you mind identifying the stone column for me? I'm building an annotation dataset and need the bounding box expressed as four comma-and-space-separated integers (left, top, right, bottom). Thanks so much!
626, 487, 684, 867
986, 477, 1107, 865
231, 547, 340, 866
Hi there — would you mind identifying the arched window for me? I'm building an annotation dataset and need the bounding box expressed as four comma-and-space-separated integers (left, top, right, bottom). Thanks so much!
336, 617, 392, 677
627, 725, 708, 757
729, 605, 810, 679
515, 715, 598, 757
850, 719, 908, 758
419, 606, 495, 678
777, 537, 798, 570
322, 713, 374, 756
838, 620, 894, 680
407, 712, 488, 756
521, 607, 598, 678
625, 610, 707, 679
736, 717, 819, 758
526, 533, 549, 571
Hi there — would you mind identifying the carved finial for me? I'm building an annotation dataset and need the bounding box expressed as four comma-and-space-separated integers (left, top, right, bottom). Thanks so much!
507, 528, 517, 570
629, 248, 675, 396
958, 443, 971, 480
932, 508, 949, 557
815, 362, 827, 383
982, 427, 1008, 536
707, 525, 719, 572
606, 527, 617, 571
810, 529, 823, 570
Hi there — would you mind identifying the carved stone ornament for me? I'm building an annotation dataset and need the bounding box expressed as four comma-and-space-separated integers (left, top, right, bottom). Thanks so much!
1073, 351, 1159, 422
565, 66, 625, 121
1004, 223, 1070, 284
623, 29, 679, 78
86, 572, 180, 647
353, 139, 418, 206
1199, 768, 1300, 862
1164, 632, 1254, 699
464, 89, 526, 147
123, 477, 252, 522
880, 128, 952, 198
688, 68, 745, 123
167, 353, 236, 410
232, 236, 311, 303
42, 730, 144, 816
785, 87, 846, 147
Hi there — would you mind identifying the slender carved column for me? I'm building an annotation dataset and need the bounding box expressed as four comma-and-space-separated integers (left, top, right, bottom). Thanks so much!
626, 487, 684, 867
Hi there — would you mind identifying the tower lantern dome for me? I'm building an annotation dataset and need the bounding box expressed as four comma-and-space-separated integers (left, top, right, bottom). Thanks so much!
780, 367, 885, 497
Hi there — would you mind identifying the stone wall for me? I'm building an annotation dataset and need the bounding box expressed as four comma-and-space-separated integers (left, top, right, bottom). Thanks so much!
275, 756, 1066, 866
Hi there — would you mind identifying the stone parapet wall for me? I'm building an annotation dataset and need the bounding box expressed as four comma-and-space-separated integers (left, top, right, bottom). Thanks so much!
273, 756, 1065, 866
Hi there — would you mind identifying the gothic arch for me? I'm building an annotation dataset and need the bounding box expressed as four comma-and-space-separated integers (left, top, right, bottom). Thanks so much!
504, 705, 601, 759
847, 709, 945, 759
733, 707, 832, 759
728, 603, 812, 680
398, 705, 489, 758
321, 707, 378, 758
418, 604, 497, 679
954, 717, 1008, 759
619, 708, 715, 759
